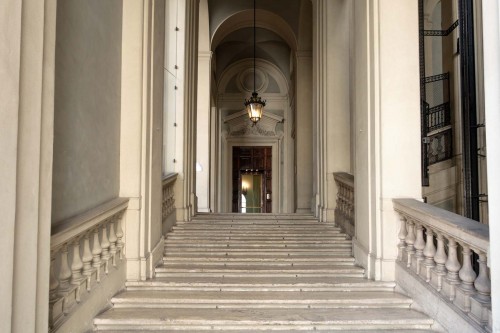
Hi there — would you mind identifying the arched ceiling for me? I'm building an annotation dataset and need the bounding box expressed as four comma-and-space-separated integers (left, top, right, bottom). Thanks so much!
207, 0, 309, 90
208, 0, 302, 39
215, 28, 291, 80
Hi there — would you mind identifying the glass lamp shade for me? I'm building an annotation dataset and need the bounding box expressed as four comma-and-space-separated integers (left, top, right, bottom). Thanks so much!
244, 92, 266, 124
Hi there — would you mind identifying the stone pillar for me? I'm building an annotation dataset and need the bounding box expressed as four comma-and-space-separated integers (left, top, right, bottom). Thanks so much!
311, 0, 352, 222
295, 51, 313, 213
0, 0, 57, 331
120, 0, 166, 281
353, 0, 421, 281
482, 1, 500, 330
196, 0, 211, 213
175, 0, 199, 221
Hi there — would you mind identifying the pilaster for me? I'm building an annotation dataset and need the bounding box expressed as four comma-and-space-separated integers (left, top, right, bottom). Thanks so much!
482, 1, 500, 330
353, 0, 421, 280
120, 0, 166, 281
177, 0, 199, 221
295, 50, 313, 213
312, 0, 352, 222
0, 0, 57, 331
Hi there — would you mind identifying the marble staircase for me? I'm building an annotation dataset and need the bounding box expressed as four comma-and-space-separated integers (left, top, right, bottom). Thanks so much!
94, 214, 438, 331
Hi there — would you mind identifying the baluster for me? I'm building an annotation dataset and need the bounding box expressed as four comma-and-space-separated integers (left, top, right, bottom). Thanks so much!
116, 213, 125, 260
414, 223, 425, 274
81, 232, 93, 291
405, 220, 416, 268
423, 227, 436, 282
444, 237, 461, 300
92, 226, 102, 282
101, 222, 111, 274
397, 216, 407, 262
109, 217, 118, 267
49, 252, 60, 301
70, 238, 85, 303
70, 238, 84, 284
58, 244, 72, 293
474, 251, 491, 301
49, 251, 62, 328
433, 233, 448, 291
454, 243, 477, 312
459, 244, 477, 293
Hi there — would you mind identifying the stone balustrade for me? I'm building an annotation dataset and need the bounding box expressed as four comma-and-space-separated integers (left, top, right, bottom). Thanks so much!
393, 198, 491, 332
49, 198, 128, 331
162, 173, 177, 233
334, 172, 355, 238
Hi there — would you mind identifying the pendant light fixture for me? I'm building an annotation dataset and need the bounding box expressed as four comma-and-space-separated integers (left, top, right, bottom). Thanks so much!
244, 0, 265, 125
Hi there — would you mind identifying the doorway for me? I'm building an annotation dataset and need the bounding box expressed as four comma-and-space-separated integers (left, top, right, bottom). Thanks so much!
232, 146, 272, 213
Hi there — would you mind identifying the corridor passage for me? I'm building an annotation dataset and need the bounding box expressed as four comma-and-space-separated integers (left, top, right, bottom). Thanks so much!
94, 214, 436, 331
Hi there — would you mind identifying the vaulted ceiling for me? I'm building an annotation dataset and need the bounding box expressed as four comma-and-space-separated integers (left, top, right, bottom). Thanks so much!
206, 0, 310, 84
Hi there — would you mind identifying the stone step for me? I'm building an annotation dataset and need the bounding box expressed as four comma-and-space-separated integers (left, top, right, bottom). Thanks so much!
94, 307, 434, 331
94, 328, 438, 333
166, 235, 348, 240
163, 248, 352, 255
165, 239, 351, 245
156, 263, 363, 272
110, 290, 413, 309
155, 273, 364, 279
193, 213, 316, 219
176, 221, 330, 226
162, 255, 355, 262
165, 243, 352, 249
172, 225, 340, 230
161, 260, 356, 267
126, 277, 395, 292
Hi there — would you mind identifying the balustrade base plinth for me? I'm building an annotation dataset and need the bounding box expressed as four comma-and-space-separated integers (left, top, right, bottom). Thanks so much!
441, 279, 460, 301
469, 294, 492, 329
49, 297, 65, 330
410, 256, 424, 275
429, 268, 446, 292
453, 286, 475, 312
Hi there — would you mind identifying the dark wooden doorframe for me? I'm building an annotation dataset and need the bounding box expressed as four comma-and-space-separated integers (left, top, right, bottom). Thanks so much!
232, 146, 272, 213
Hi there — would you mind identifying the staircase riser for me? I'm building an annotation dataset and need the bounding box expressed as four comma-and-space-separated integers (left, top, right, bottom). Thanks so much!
161, 262, 356, 267
162, 257, 354, 262
95, 324, 433, 331
126, 286, 395, 292
112, 303, 412, 309
155, 273, 365, 278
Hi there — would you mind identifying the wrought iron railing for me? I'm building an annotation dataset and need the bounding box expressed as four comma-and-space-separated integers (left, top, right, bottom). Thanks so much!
427, 102, 451, 132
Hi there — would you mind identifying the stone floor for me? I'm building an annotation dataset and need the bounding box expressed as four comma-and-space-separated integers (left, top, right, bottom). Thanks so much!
94, 214, 438, 331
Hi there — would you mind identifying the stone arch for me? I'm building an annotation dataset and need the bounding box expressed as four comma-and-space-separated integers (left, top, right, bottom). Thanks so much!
211, 9, 298, 52
218, 58, 290, 95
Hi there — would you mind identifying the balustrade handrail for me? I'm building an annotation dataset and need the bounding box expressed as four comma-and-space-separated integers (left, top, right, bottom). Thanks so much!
162, 172, 178, 187
393, 198, 489, 252
51, 197, 129, 250
333, 172, 354, 187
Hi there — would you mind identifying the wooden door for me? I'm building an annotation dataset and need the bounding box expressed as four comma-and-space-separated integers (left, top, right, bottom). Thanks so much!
232, 146, 272, 213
